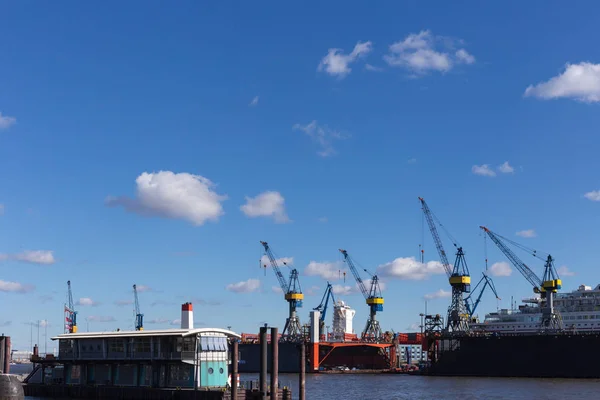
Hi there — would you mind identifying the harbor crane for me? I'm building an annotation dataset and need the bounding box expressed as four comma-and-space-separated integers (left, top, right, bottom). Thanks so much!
64, 280, 78, 333
464, 273, 500, 321
339, 249, 384, 341
133, 284, 144, 331
419, 197, 471, 333
260, 241, 304, 341
313, 282, 336, 338
480, 226, 563, 331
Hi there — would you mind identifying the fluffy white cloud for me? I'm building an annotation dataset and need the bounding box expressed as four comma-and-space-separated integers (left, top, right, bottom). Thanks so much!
331, 284, 357, 296
170, 319, 181, 326
135, 285, 152, 292
365, 64, 383, 72
77, 297, 99, 306
318, 217, 328, 223
489, 262, 512, 277
249, 96, 259, 107
0, 112, 16, 130
318, 41, 373, 78
0, 280, 34, 293
424, 289, 451, 300
293, 120, 348, 157
306, 285, 320, 296
272, 286, 283, 294
516, 229, 537, 238
584, 191, 600, 202
0, 250, 56, 265
241, 191, 290, 223
472, 164, 496, 177
524, 62, 600, 103
557, 265, 575, 277
304, 261, 344, 281
87, 316, 115, 322
376, 256, 446, 280
455, 49, 476, 64
226, 279, 261, 293
497, 161, 514, 174
260, 255, 293, 268
384, 30, 475, 75
147, 318, 171, 324
106, 171, 227, 226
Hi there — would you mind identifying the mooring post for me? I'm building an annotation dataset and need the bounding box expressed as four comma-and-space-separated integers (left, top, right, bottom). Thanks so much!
259, 325, 268, 400
231, 339, 239, 400
270, 327, 278, 400
299, 341, 305, 400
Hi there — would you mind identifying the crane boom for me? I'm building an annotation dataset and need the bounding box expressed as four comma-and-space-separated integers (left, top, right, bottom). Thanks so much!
465, 273, 500, 317
65, 280, 78, 333
339, 249, 368, 299
419, 198, 452, 278
479, 226, 541, 290
260, 241, 304, 340
134, 284, 144, 331
339, 249, 384, 340
313, 282, 336, 337
261, 241, 289, 293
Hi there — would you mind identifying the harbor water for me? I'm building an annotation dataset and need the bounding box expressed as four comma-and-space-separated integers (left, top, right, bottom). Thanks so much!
14, 364, 600, 400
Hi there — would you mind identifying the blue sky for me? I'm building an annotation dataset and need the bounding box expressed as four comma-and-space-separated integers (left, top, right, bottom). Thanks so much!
1, 1, 600, 352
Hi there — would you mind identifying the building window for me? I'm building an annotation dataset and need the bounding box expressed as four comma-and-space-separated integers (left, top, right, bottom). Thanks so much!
219, 368, 224, 374
109, 339, 124, 353
208, 368, 214, 374
134, 338, 151, 353
182, 337, 195, 352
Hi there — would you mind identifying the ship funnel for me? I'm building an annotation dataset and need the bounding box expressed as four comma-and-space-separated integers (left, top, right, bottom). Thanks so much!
181, 302, 193, 329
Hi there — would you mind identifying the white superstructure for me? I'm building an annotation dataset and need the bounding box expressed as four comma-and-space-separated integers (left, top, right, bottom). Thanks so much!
332, 300, 355, 340
473, 284, 600, 333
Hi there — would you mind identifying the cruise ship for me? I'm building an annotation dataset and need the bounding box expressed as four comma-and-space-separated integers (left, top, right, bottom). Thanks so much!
472, 284, 600, 333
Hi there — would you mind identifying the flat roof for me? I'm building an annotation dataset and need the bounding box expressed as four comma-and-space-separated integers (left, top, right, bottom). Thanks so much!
51, 327, 241, 341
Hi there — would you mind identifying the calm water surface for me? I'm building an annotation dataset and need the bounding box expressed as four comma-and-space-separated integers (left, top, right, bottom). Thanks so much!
15, 364, 600, 400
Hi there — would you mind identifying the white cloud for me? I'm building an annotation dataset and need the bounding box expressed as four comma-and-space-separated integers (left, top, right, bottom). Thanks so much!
0, 250, 56, 265
106, 171, 227, 226
170, 319, 181, 326
293, 120, 348, 157
557, 265, 575, 276
489, 262, 512, 277
272, 286, 283, 294
584, 191, 600, 202
472, 164, 496, 177
376, 256, 446, 280
524, 62, 600, 103
424, 289, 451, 300
147, 318, 170, 324
115, 299, 133, 306
76, 297, 99, 306
497, 161, 514, 174
241, 191, 290, 223
306, 285, 320, 296
331, 284, 357, 296
226, 279, 261, 294
318, 41, 373, 78
365, 278, 386, 292
406, 323, 420, 331
0, 280, 34, 293
304, 261, 344, 281
87, 316, 115, 323
135, 285, 152, 292
407, 158, 417, 164
260, 255, 294, 268
516, 229, 536, 238
318, 217, 328, 223
384, 30, 475, 75
249, 96, 259, 107
365, 64, 383, 72
455, 49, 476, 64
0, 112, 16, 130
